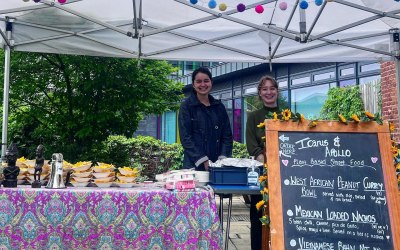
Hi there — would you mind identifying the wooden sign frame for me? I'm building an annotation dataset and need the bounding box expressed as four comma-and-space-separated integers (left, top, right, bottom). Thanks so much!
265, 120, 400, 249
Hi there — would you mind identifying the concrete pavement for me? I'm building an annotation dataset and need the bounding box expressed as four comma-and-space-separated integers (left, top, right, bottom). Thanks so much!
215, 195, 252, 250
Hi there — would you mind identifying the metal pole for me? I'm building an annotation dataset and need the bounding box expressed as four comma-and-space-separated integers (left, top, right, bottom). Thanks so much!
1, 21, 12, 162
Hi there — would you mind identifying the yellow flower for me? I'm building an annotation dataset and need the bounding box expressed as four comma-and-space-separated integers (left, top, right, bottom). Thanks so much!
300, 114, 305, 123
261, 136, 266, 140
396, 163, 400, 170
351, 114, 360, 123
308, 120, 317, 128
264, 163, 268, 169
338, 114, 347, 123
365, 111, 374, 119
282, 109, 291, 121
256, 200, 265, 211
392, 146, 399, 157
257, 122, 265, 128
264, 187, 269, 194
390, 122, 395, 132
273, 112, 278, 121
259, 175, 267, 183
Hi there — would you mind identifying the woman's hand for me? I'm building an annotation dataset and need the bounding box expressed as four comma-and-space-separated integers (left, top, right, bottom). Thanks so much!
256, 154, 265, 163
203, 160, 209, 171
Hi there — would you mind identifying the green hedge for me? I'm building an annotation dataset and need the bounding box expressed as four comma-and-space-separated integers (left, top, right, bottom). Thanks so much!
96, 135, 248, 180
320, 86, 365, 120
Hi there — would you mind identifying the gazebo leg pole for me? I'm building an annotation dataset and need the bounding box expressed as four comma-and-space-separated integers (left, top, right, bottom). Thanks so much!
1, 25, 12, 162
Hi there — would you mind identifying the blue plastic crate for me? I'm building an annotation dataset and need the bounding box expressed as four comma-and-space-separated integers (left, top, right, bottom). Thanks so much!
209, 166, 250, 185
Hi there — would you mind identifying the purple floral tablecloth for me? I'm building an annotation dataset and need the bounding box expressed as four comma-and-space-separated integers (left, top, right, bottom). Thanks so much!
0, 186, 222, 250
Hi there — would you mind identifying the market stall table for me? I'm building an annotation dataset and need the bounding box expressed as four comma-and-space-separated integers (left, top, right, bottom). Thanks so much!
0, 186, 222, 249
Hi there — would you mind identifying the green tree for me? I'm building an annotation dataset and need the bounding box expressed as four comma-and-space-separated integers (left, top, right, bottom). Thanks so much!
1, 51, 183, 161
319, 86, 365, 120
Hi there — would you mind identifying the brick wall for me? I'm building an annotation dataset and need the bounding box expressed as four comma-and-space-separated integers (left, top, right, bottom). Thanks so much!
381, 61, 400, 142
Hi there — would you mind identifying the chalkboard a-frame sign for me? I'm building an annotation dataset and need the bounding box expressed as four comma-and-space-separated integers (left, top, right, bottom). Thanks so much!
266, 120, 400, 250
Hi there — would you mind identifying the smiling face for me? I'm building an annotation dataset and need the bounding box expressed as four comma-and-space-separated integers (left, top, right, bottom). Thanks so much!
193, 72, 212, 96
259, 79, 278, 108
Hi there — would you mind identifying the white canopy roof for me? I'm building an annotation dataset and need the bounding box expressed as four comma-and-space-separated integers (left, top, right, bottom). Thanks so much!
1, 0, 400, 63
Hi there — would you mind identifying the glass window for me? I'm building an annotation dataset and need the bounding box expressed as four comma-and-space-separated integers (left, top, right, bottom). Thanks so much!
161, 111, 176, 144
225, 64, 232, 74
291, 84, 331, 119
360, 63, 380, 72
221, 91, 232, 100
211, 67, 217, 77
279, 91, 289, 110
234, 90, 241, 97
232, 63, 237, 72
220, 64, 226, 75
340, 67, 354, 76
278, 80, 288, 88
292, 76, 310, 85
313, 71, 335, 81
134, 115, 158, 138
244, 87, 257, 95
359, 75, 381, 85
233, 98, 242, 142
340, 79, 356, 87
243, 95, 263, 142
214, 67, 220, 76
183, 62, 195, 76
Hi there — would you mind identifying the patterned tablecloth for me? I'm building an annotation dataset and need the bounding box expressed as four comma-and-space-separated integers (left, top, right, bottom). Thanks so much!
0, 186, 222, 250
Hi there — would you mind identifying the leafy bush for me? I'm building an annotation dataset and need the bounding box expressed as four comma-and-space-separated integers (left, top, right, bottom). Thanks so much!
232, 141, 250, 159
96, 136, 249, 180
96, 135, 134, 167
97, 135, 183, 180
319, 86, 365, 120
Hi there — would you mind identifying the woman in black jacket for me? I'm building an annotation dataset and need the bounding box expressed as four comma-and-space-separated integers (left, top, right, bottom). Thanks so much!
178, 67, 233, 171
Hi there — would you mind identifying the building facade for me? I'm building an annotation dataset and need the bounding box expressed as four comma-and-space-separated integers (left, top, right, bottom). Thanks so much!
136, 61, 386, 144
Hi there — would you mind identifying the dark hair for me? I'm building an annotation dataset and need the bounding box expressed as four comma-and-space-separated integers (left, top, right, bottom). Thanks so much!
257, 75, 278, 93
192, 67, 213, 84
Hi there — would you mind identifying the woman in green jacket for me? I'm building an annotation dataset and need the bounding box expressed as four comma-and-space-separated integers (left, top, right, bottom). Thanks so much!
246, 75, 280, 250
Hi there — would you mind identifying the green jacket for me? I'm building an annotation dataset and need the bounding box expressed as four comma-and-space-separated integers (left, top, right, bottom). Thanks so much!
246, 106, 280, 158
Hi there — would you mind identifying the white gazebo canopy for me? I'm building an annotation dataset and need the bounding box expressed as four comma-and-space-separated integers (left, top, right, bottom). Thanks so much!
1, 0, 400, 158
1, 0, 400, 62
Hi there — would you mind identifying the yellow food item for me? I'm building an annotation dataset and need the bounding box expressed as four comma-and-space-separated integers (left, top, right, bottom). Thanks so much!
63, 160, 73, 168
120, 166, 139, 172
73, 161, 91, 167
94, 163, 114, 169
17, 156, 27, 162
120, 167, 132, 170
